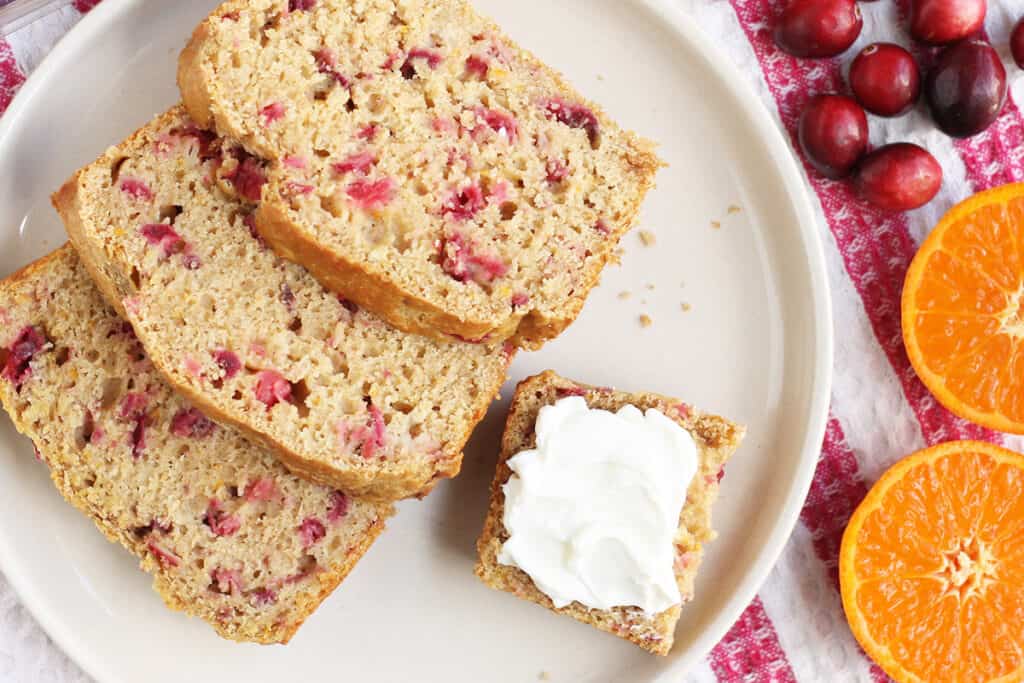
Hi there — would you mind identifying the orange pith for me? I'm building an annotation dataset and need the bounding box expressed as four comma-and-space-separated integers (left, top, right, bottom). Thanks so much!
902, 183, 1024, 434
840, 441, 1024, 683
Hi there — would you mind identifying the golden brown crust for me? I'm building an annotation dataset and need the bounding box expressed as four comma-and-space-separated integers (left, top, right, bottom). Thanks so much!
474, 371, 744, 656
177, 20, 218, 132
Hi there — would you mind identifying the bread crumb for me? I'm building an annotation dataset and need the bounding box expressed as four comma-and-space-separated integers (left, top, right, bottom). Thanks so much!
681, 302, 692, 312
596, 74, 605, 81
538, 672, 551, 681
617, 291, 632, 300
728, 204, 742, 214
638, 230, 656, 246
645, 283, 655, 291
711, 220, 721, 230
639, 314, 653, 328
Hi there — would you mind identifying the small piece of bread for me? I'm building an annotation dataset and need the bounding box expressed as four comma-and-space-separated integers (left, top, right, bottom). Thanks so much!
0, 246, 392, 643
475, 371, 744, 655
177, 0, 662, 348
53, 106, 513, 502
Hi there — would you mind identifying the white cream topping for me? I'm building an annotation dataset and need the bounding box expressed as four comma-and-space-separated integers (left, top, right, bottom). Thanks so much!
497, 396, 698, 614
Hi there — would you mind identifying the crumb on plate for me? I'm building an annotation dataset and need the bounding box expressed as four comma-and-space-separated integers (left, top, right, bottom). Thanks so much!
638, 230, 656, 246
639, 314, 653, 328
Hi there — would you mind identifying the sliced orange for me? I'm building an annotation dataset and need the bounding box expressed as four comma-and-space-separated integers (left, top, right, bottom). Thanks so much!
903, 183, 1024, 433
840, 441, 1024, 683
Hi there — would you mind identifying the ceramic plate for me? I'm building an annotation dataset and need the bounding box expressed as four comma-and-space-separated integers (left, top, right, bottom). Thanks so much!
0, 0, 831, 680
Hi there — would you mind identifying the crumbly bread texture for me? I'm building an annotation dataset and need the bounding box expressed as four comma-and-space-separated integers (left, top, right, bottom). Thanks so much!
178, 0, 663, 348
53, 106, 513, 502
475, 371, 744, 656
0, 246, 393, 644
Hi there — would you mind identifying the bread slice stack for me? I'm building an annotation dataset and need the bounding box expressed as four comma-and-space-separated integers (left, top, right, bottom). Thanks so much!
0, 0, 660, 644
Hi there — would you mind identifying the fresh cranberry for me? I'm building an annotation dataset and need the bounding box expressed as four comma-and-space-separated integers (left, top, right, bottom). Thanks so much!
544, 99, 600, 147
2, 326, 47, 387
205, 499, 242, 537
849, 44, 921, 117
1013, 18, 1024, 70
910, 0, 986, 45
855, 143, 942, 211
244, 477, 277, 502
773, 0, 862, 58
212, 349, 241, 379
925, 40, 1006, 138
441, 182, 487, 221
332, 151, 377, 176
346, 177, 396, 209
798, 94, 869, 179
170, 408, 216, 438
255, 370, 292, 408
327, 491, 350, 522
298, 518, 326, 547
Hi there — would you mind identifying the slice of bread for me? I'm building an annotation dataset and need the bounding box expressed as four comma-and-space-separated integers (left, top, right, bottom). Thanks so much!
177, 0, 662, 348
0, 246, 393, 644
53, 106, 513, 503
475, 371, 744, 655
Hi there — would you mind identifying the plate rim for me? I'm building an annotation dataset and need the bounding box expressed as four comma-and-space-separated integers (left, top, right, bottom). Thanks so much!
0, 0, 833, 680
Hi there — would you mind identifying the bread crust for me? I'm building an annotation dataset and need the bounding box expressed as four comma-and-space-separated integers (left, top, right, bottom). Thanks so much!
176, 0, 663, 350
474, 371, 744, 655
53, 107, 512, 503
0, 246, 395, 644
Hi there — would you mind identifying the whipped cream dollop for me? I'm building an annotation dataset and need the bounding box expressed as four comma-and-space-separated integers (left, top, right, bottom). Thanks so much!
497, 396, 698, 614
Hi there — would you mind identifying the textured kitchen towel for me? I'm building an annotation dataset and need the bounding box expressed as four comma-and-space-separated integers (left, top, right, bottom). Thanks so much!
4, 1, 1024, 682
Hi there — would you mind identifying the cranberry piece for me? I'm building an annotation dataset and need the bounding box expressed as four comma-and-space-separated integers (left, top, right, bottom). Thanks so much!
212, 349, 241, 379
773, 0, 862, 58
855, 143, 942, 211
798, 94, 869, 179
226, 155, 267, 202
140, 223, 185, 257
289, 0, 315, 11
332, 151, 377, 176
254, 370, 292, 408
204, 499, 241, 537
544, 99, 600, 148
910, 0, 986, 45
327, 491, 350, 522
147, 541, 180, 568
244, 477, 277, 502
170, 408, 216, 438
925, 39, 1006, 138
1012, 18, 1024, 70
346, 177, 396, 210
298, 517, 326, 547
440, 182, 487, 221
2, 326, 48, 387
849, 44, 921, 117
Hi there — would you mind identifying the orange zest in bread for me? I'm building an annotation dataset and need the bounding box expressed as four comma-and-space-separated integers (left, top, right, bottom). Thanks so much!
474, 371, 744, 655
840, 441, 1024, 683
178, 0, 662, 348
53, 106, 513, 503
0, 246, 392, 644
903, 183, 1024, 434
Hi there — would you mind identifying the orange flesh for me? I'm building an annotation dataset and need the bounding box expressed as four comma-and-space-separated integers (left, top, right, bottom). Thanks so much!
840, 442, 1024, 683
903, 186, 1024, 433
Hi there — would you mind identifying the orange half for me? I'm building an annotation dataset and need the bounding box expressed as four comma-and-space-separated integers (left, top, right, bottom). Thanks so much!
903, 183, 1024, 433
840, 441, 1024, 683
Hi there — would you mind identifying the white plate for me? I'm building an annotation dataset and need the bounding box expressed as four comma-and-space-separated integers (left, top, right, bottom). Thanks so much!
0, 1, 831, 681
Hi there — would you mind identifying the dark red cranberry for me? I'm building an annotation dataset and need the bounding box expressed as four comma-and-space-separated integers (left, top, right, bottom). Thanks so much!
849, 44, 921, 117
910, 0, 986, 45
774, 0, 862, 58
798, 94, 869, 179
1012, 17, 1024, 70
925, 39, 1007, 138
855, 143, 942, 211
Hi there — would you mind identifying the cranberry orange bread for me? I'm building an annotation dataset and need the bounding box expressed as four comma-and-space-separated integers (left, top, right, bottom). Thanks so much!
0, 246, 393, 643
53, 106, 513, 502
474, 371, 744, 655
177, 0, 662, 348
